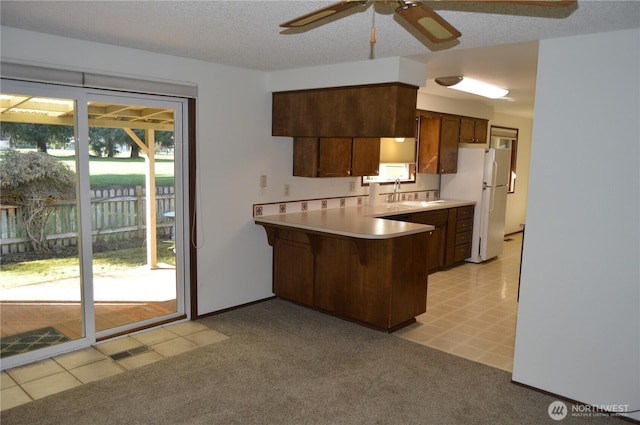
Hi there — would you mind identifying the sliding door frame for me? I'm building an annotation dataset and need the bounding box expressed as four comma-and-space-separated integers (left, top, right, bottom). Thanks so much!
0, 78, 193, 370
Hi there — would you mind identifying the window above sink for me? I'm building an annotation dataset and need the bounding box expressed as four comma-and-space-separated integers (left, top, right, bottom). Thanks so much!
362, 137, 417, 185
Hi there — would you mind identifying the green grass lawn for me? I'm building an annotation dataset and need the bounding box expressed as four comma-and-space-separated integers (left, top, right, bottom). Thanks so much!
0, 245, 176, 289
53, 153, 175, 187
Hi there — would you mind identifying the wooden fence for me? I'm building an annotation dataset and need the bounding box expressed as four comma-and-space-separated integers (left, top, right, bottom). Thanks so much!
0, 186, 175, 254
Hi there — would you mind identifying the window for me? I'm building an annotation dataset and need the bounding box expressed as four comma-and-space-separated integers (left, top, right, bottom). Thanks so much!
362, 137, 416, 185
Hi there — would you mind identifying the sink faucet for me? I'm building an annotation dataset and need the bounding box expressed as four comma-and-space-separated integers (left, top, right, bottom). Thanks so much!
391, 178, 401, 203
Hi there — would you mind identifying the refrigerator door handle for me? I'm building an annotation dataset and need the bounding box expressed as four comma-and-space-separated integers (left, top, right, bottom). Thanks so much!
490, 187, 495, 213
492, 161, 498, 186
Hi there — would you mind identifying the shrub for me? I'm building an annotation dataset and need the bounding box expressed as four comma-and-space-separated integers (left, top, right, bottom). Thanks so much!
1, 150, 76, 252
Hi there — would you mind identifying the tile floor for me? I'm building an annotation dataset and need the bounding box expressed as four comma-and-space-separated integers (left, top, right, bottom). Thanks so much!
1, 320, 228, 412
395, 232, 522, 372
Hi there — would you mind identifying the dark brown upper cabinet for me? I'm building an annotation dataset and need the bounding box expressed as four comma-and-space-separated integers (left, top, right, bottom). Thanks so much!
293, 137, 380, 178
273, 83, 418, 138
416, 111, 460, 174
459, 116, 488, 144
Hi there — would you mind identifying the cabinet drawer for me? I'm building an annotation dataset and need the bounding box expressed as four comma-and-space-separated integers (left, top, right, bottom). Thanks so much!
412, 210, 449, 225
457, 206, 474, 220
456, 219, 473, 233
453, 244, 471, 263
455, 231, 472, 246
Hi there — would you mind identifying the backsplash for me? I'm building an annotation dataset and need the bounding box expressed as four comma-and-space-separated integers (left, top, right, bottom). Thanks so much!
253, 189, 439, 217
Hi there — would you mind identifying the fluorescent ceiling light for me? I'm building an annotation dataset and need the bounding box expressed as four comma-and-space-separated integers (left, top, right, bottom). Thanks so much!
435, 76, 509, 99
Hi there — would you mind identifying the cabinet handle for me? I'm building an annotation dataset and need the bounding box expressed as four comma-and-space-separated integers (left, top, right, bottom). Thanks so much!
347, 170, 351, 176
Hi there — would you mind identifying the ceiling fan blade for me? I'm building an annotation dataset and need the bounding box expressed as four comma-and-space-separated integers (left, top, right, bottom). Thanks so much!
280, 1, 368, 28
471, 0, 576, 6
395, 2, 461, 43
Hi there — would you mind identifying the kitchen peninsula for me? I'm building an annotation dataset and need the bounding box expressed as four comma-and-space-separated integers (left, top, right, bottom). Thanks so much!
255, 200, 474, 331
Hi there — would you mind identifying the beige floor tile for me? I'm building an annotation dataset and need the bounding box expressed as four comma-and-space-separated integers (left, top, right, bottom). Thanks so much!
477, 328, 511, 344
436, 329, 473, 345
69, 359, 124, 384
116, 350, 164, 370
1, 371, 17, 390
0, 386, 32, 411
427, 316, 461, 329
425, 335, 462, 352
398, 234, 522, 372
452, 321, 490, 335
95, 336, 146, 356
450, 344, 486, 362
396, 331, 433, 345
151, 337, 198, 357
490, 344, 515, 359
7, 358, 65, 384
54, 347, 107, 370
21, 371, 82, 400
183, 329, 228, 347
478, 351, 513, 372
131, 328, 179, 346
164, 321, 211, 336
466, 337, 501, 351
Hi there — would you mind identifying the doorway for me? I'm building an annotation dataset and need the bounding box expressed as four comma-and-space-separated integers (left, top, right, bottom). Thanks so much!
0, 80, 190, 369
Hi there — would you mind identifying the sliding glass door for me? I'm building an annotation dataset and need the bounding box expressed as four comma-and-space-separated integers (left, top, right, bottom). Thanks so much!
0, 80, 189, 369
0, 91, 85, 361
87, 93, 185, 338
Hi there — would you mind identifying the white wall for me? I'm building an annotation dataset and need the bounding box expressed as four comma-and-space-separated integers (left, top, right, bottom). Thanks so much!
513, 28, 640, 418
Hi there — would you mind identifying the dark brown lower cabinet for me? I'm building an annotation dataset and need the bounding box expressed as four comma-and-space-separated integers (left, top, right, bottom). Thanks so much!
410, 209, 449, 273
384, 205, 475, 274
257, 223, 430, 331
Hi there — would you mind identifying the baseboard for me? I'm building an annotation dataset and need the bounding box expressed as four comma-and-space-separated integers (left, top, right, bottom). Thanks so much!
195, 296, 276, 320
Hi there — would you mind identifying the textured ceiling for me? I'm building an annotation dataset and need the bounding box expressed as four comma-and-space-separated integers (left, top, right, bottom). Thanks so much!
1, 1, 639, 118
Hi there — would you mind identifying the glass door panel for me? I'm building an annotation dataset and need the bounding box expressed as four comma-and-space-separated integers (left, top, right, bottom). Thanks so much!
0, 92, 84, 360
86, 97, 182, 336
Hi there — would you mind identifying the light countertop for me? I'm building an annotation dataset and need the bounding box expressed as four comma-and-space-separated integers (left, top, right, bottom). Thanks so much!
254, 199, 475, 240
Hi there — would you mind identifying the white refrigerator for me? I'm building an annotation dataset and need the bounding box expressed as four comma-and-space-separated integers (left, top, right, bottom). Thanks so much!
440, 147, 511, 263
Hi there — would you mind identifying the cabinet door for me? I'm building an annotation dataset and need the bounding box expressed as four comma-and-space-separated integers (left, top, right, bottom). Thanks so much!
351, 137, 380, 176
411, 210, 449, 272
273, 239, 314, 306
318, 137, 352, 177
439, 115, 460, 173
460, 117, 488, 144
474, 119, 488, 144
459, 117, 476, 143
293, 137, 320, 177
416, 115, 441, 174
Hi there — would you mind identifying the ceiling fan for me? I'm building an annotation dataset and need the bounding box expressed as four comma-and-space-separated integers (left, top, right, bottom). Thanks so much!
280, 0, 577, 46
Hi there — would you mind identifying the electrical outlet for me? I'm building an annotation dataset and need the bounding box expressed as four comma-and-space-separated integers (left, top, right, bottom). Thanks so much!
349, 181, 356, 192
284, 184, 290, 197
260, 175, 267, 189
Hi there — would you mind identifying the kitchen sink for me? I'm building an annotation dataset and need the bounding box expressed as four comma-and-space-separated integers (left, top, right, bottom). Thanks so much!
399, 200, 445, 207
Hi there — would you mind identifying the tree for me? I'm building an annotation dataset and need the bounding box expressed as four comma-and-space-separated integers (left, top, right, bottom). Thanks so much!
127, 129, 174, 159
0, 150, 76, 252
89, 127, 125, 157
0, 122, 74, 153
